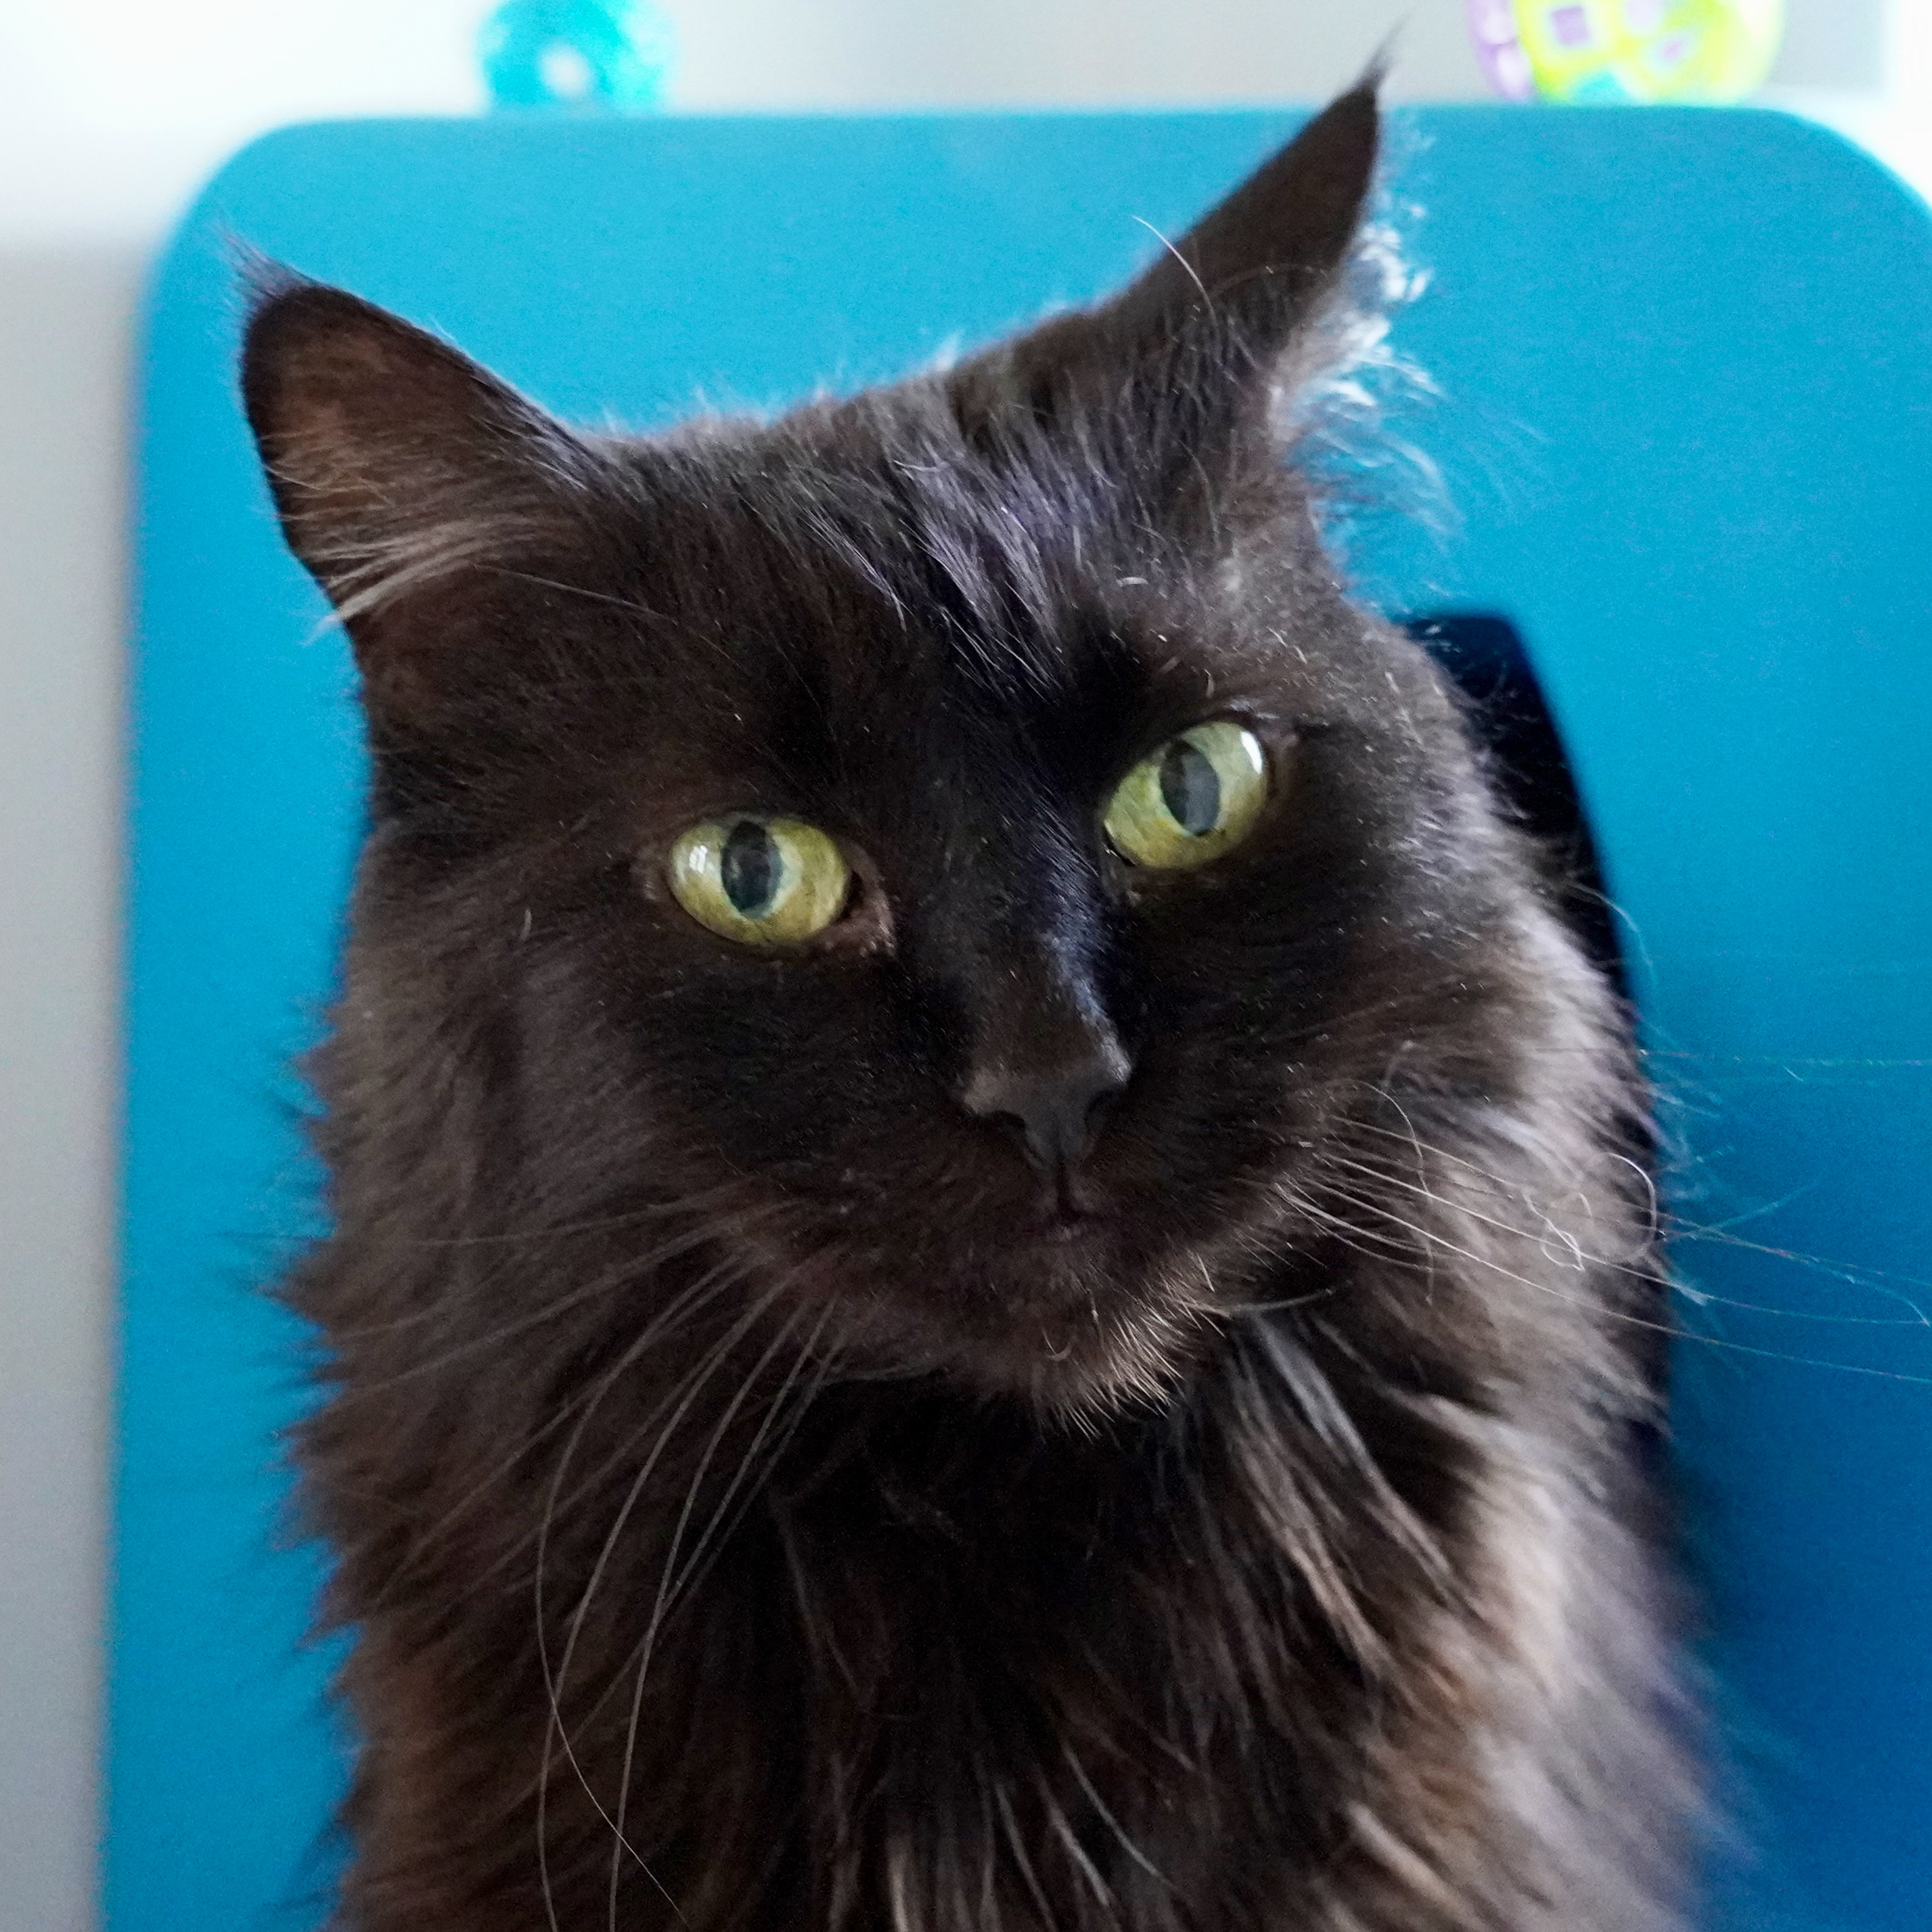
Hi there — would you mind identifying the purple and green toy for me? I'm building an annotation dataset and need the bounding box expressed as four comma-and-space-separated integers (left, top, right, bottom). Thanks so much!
1466, 0, 1784, 103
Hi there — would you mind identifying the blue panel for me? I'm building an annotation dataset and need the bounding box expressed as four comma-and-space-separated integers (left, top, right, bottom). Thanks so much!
118, 109, 1932, 1931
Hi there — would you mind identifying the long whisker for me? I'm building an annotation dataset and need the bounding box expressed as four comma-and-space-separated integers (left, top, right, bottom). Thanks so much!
1307, 1169, 1932, 1387
1320, 1150, 1635, 1281
606, 1301, 828, 1929
330, 1207, 784, 1398
313, 1180, 769, 1347
1060, 1738, 1172, 1893
534, 1265, 771, 1927
1329, 1145, 1932, 1343
391, 1263, 748, 1602
554, 1280, 793, 1694
539, 1279, 790, 1907
560, 1321, 845, 1770
1339, 1116, 1932, 1320
532, 1274, 727, 1932
399, 1177, 767, 1256
657, 1305, 838, 1621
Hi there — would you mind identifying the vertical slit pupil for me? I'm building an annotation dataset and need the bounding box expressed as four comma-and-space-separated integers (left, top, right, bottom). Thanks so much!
1159, 740, 1221, 836
721, 821, 781, 916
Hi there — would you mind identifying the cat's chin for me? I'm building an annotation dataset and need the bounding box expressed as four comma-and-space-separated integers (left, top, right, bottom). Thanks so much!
813, 1232, 1215, 1421
953, 1312, 1207, 1422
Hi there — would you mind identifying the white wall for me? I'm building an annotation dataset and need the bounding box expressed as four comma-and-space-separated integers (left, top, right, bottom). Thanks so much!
0, 245, 129, 1932
0, 2, 1909, 1927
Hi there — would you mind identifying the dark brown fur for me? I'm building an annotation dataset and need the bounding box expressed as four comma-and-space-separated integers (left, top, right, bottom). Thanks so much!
243, 85, 1692, 1932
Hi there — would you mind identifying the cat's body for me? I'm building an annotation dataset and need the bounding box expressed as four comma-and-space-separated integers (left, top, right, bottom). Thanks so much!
245, 86, 1691, 1932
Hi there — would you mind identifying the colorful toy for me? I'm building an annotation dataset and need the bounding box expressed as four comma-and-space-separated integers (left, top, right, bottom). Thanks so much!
479, 0, 673, 111
1466, 0, 1784, 103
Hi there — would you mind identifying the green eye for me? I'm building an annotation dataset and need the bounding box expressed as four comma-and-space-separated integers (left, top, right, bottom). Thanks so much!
1102, 721, 1270, 870
669, 815, 851, 946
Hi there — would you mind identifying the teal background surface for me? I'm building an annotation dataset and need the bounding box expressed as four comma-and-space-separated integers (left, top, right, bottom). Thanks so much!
120, 108, 1932, 1929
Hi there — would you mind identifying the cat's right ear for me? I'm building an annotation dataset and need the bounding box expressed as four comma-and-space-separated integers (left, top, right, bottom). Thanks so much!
241, 275, 592, 721
951, 78, 1380, 497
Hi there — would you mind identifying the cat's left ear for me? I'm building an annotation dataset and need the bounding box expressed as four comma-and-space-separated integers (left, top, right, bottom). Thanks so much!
956, 76, 1380, 480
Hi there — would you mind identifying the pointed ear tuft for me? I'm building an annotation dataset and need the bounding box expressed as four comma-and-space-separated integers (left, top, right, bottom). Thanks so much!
951, 80, 1383, 485
1107, 77, 1380, 353
241, 278, 591, 634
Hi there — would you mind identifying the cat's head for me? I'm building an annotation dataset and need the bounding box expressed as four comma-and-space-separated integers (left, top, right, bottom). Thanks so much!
243, 87, 1576, 1417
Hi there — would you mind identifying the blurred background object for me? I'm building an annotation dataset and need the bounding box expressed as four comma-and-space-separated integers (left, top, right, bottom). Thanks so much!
0, 2, 1920, 1927
479, 0, 675, 111
1467, 0, 1787, 104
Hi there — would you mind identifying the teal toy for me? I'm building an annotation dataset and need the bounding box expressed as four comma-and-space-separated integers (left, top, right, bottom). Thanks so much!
478, 0, 672, 111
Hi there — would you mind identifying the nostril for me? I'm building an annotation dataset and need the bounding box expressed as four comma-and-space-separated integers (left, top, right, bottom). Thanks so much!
961, 1051, 1131, 1179
973, 1105, 1035, 1144
977, 1106, 1033, 1155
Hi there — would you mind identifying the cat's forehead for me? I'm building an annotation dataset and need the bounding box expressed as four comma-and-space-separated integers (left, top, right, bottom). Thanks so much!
612, 395, 1330, 742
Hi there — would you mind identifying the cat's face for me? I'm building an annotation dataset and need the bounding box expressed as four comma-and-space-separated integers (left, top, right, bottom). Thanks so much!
244, 89, 1535, 1414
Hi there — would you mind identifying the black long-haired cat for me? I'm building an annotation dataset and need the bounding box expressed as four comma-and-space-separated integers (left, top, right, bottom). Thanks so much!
242, 83, 1691, 1932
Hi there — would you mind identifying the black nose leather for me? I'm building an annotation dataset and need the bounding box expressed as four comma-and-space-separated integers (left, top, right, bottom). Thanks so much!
962, 1043, 1131, 1180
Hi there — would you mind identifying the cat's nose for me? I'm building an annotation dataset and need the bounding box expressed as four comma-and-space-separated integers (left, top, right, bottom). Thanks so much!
961, 1037, 1131, 1183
